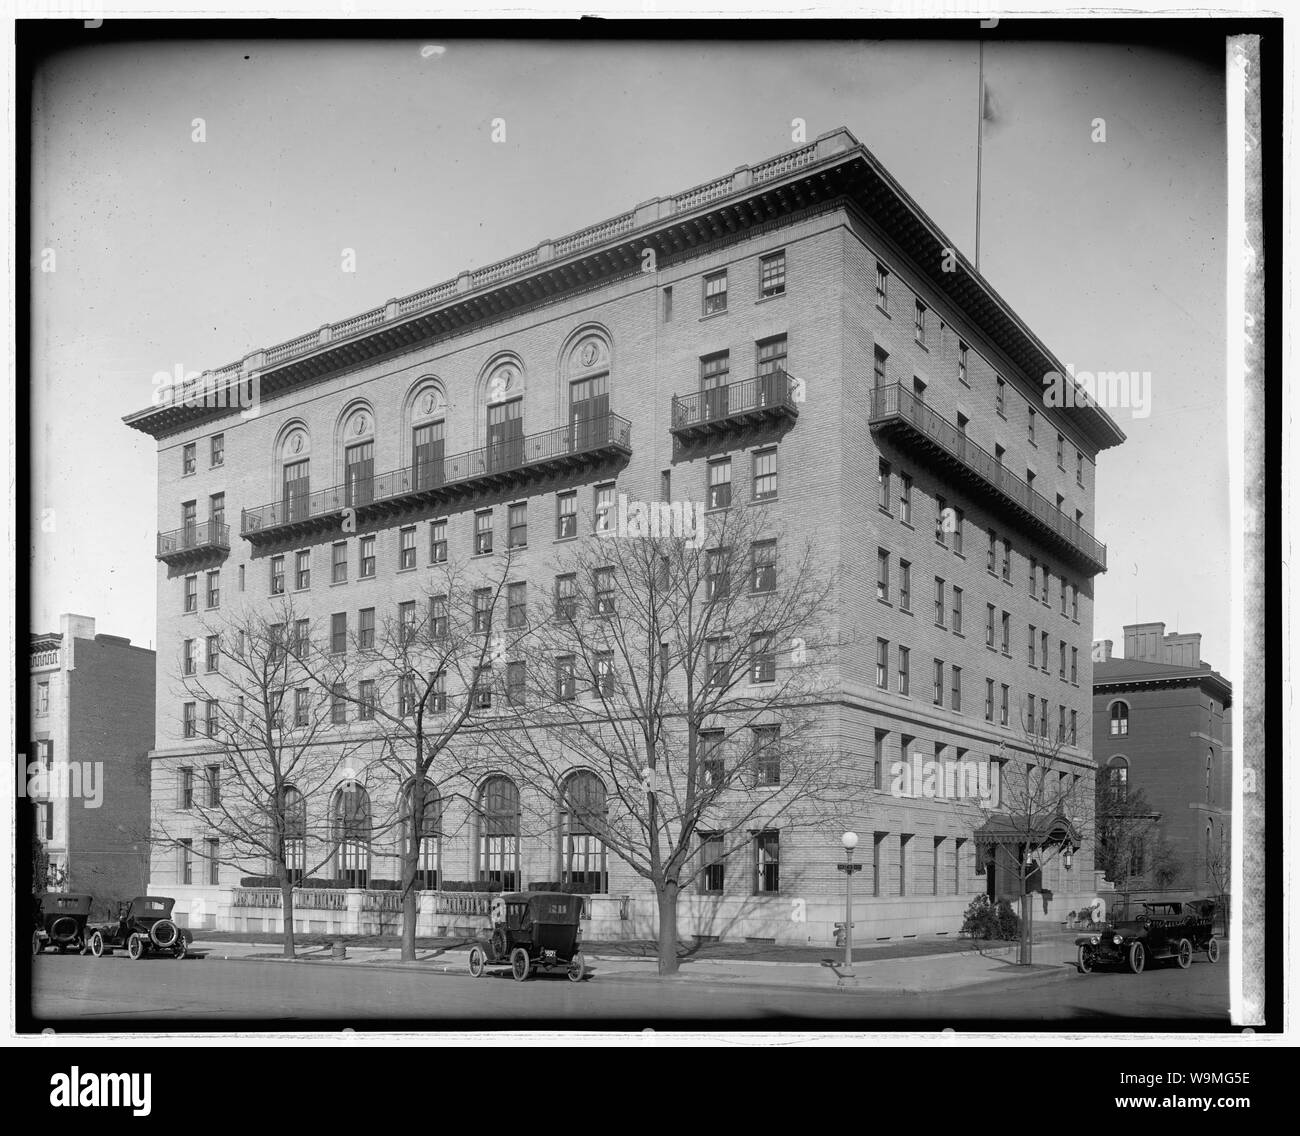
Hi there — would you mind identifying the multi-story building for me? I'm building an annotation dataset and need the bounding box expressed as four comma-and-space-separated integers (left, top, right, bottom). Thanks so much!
28, 614, 154, 903
1093, 624, 1232, 894
125, 126, 1123, 944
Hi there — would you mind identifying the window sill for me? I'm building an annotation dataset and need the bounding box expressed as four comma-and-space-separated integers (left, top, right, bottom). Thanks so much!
330, 579, 349, 587
698, 309, 729, 322
952, 551, 965, 560
952, 630, 963, 638
396, 565, 418, 574
553, 534, 579, 545
875, 304, 890, 319
878, 505, 893, 518
755, 292, 785, 305
878, 599, 893, 608
900, 607, 913, 617
507, 543, 528, 553
914, 341, 929, 353
749, 495, 779, 506
472, 551, 495, 560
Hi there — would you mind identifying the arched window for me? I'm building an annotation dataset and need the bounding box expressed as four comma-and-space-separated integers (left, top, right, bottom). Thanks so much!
334, 782, 371, 887
1206, 749, 1214, 805
1104, 757, 1129, 804
278, 425, 311, 523
1205, 819, 1215, 868
478, 776, 519, 890
562, 771, 608, 893
280, 785, 306, 884
484, 359, 524, 473
400, 779, 442, 890
1109, 701, 1129, 737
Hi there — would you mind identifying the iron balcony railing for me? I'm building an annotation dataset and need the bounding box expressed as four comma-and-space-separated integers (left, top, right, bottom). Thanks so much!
671, 370, 800, 435
869, 383, 1107, 574
241, 412, 632, 538
156, 520, 231, 561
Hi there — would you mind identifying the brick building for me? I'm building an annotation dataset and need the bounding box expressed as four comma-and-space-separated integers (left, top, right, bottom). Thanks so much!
29, 614, 154, 904
1093, 624, 1232, 894
124, 127, 1123, 944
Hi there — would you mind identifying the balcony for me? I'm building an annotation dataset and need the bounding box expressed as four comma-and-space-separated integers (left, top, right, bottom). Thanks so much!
869, 384, 1107, 576
157, 520, 231, 564
670, 370, 800, 440
241, 412, 632, 543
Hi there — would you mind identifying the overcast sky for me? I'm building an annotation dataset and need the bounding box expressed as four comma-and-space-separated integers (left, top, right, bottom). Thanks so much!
28, 36, 1231, 676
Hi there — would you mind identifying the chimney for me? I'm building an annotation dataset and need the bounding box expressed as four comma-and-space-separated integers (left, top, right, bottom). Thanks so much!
1091, 639, 1113, 662
1161, 631, 1202, 668
60, 613, 96, 670
1123, 622, 1166, 663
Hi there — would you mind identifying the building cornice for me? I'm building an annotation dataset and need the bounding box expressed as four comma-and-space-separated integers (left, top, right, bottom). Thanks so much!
123, 127, 1125, 452
1094, 671, 1233, 708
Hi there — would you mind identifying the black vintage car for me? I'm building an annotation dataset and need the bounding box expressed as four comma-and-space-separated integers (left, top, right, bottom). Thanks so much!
468, 892, 588, 982
87, 896, 194, 960
33, 893, 94, 955
1075, 899, 1220, 974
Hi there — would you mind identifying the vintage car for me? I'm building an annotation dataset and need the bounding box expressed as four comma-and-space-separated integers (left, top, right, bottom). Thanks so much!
467, 892, 588, 982
87, 896, 194, 960
1075, 899, 1220, 974
33, 893, 94, 955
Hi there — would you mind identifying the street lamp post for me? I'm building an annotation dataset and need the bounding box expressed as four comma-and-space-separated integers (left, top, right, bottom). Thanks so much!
836, 831, 861, 987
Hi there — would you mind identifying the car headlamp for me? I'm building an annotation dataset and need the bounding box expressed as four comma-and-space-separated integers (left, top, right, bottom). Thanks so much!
1113, 933, 1123, 946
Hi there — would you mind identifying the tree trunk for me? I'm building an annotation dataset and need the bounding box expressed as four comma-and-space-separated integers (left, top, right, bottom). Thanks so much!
280, 875, 296, 958
401, 835, 418, 963
656, 881, 680, 977
1018, 893, 1032, 965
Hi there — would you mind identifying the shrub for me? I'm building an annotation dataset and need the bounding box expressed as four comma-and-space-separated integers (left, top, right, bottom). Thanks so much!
239, 876, 280, 889
960, 894, 999, 940
995, 899, 1021, 940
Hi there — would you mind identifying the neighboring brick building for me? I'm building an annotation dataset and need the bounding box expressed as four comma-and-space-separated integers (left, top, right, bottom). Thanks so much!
1093, 624, 1232, 894
29, 614, 154, 904
124, 127, 1123, 944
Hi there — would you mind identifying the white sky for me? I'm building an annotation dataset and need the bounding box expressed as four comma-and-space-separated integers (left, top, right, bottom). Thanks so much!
28, 36, 1230, 676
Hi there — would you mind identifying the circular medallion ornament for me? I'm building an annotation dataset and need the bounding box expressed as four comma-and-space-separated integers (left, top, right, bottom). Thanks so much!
423, 392, 437, 415
354, 415, 368, 435
291, 433, 304, 454
580, 342, 599, 368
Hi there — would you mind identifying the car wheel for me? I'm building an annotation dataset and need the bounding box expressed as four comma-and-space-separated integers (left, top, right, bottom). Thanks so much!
1076, 945, 1095, 974
510, 947, 530, 982
567, 952, 587, 982
468, 946, 486, 978
33, 932, 42, 957
1206, 937, 1220, 963
1176, 938, 1192, 970
127, 933, 145, 961
1127, 941, 1146, 974
89, 931, 105, 958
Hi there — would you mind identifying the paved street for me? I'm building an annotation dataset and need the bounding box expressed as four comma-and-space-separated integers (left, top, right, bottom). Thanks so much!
29, 945, 1230, 1028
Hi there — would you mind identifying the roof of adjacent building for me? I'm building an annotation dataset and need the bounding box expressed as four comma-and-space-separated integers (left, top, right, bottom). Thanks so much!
1094, 658, 1233, 706
123, 125, 1126, 451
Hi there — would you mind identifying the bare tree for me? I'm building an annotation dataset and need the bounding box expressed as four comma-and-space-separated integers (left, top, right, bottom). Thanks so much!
964, 706, 1089, 965
158, 602, 364, 957
299, 550, 519, 962
482, 502, 851, 976
1093, 774, 1162, 915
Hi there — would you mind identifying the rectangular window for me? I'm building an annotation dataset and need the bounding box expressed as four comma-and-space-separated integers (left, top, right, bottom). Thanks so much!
351, 607, 371, 649
475, 510, 493, 555
952, 586, 963, 633
951, 666, 962, 712
473, 588, 493, 634
705, 636, 731, 688
750, 539, 777, 593
985, 679, 995, 722
1029, 625, 1037, 666
208, 492, 225, 530
760, 250, 786, 297
752, 726, 781, 786
292, 687, 309, 727
662, 285, 673, 322
506, 661, 526, 706
555, 574, 577, 621
1040, 697, 1049, 738
205, 634, 219, 672
398, 526, 416, 569
204, 569, 220, 609
1057, 432, 1065, 468
182, 703, 197, 739
398, 601, 417, 644
1000, 684, 1010, 727
877, 550, 890, 602
1028, 407, 1036, 444
205, 701, 219, 738
754, 831, 780, 893
996, 377, 1006, 416
179, 839, 193, 885
1029, 557, 1038, 599
899, 473, 912, 524
1077, 449, 1085, 487
873, 344, 888, 389
183, 638, 196, 675
1071, 647, 1079, 684
207, 838, 221, 886
292, 549, 309, 591
1070, 710, 1078, 745
875, 263, 888, 310
330, 613, 347, 655
504, 503, 527, 549
398, 675, 416, 718
753, 447, 778, 500
933, 576, 945, 626
1042, 630, 1050, 670
205, 764, 221, 806
1001, 611, 1010, 655
430, 670, 447, 714
182, 443, 196, 475
933, 659, 944, 707
898, 646, 910, 696
914, 300, 927, 345
958, 341, 969, 386
1027, 698, 1036, 734
594, 651, 615, 698
332, 542, 348, 584
507, 582, 527, 629
593, 567, 616, 615
359, 535, 375, 579
899, 560, 911, 612
429, 519, 448, 563
707, 459, 732, 510
1071, 583, 1079, 621
899, 834, 911, 896
749, 633, 776, 684
701, 833, 724, 893
706, 547, 730, 601
986, 604, 996, 648
699, 730, 725, 793
757, 336, 788, 388
555, 656, 576, 701
210, 434, 224, 467
594, 483, 615, 533
1058, 704, 1067, 743
429, 595, 448, 640
876, 638, 889, 691
703, 270, 728, 315
935, 495, 947, 547
1059, 641, 1068, 680
1002, 538, 1011, 582
178, 766, 194, 810
1041, 566, 1051, 606
953, 507, 964, 554
873, 730, 886, 791
878, 459, 891, 512
556, 491, 577, 539
986, 529, 997, 573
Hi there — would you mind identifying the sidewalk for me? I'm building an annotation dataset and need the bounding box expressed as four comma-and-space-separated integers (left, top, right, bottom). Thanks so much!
190, 932, 1083, 995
